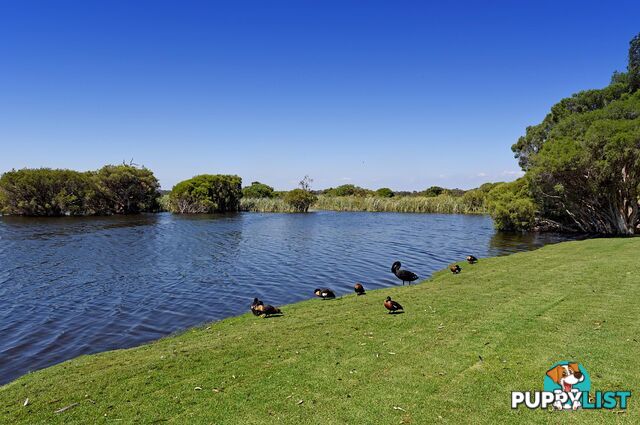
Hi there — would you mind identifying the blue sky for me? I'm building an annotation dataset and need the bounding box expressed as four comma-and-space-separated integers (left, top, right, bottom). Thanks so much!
0, 1, 638, 190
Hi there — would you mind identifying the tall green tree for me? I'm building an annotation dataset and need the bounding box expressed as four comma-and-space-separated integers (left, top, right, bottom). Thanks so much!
629, 32, 640, 92
526, 91, 640, 234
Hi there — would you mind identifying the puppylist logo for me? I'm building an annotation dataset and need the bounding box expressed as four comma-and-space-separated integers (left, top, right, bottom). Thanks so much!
512, 361, 631, 410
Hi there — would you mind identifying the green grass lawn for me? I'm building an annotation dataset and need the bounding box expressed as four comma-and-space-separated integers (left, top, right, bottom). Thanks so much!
1, 238, 639, 424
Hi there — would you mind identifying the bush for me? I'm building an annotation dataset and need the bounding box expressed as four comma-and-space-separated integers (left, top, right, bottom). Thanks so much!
169, 174, 242, 214
93, 165, 160, 214
323, 184, 371, 197
374, 188, 394, 198
486, 179, 537, 231
418, 186, 445, 197
0, 165, 160, 216
284, 189, 317, 212
242, 181, 274, 199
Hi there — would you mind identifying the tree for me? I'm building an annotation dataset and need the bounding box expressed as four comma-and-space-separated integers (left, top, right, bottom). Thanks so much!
93, 165, 160, 214
629, 32, 640, 92
169, 174, 242, 214
284, 189, 316, 212
284, 176, 317, 212
512, 82, 630, 170
419, 186, 444, 197
324, 184, 371, 197
242, 181, 274, 198
526, 91, 640, 234
375, 187, 394, 198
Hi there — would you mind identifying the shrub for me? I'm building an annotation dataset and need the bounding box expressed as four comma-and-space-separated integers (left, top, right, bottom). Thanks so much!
242, 181, 274, 199
93, 165, 160, 214
323, 184, 371, 197
374, 188, 394, 198
419, 186, 445, 197
169, 174, 242, 214
485, 179, 537, 231
0, 165, 160, 216
284, 189, 317, 212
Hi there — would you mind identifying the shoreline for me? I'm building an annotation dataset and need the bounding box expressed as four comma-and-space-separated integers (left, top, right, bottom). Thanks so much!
2, 237, 637, 423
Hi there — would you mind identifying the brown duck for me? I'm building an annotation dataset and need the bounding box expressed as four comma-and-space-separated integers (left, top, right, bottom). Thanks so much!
250, 297, 264, 316
450, 264, 461, 274
384, 296, 403, 313
253, 303, 282, 317
354, 283, 366, 296
314, 288, 336, 300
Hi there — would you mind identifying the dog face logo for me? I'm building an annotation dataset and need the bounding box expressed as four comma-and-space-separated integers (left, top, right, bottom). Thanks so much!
543, 362, 591, 410
546, 363, 584, 392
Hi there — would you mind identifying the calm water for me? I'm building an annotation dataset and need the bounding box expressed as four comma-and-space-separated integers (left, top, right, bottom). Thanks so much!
0, 212, 577, 384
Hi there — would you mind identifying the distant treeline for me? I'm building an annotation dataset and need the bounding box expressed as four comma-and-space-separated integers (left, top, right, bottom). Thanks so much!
239, 181, 518, 217
0, 165, 160, 216
0, 167, 501, 218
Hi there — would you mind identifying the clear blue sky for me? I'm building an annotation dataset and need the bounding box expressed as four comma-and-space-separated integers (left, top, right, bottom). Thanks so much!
0, 1, 638, 190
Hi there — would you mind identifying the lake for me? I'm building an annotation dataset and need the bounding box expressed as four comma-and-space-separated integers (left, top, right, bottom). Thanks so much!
0, 212, 577, 384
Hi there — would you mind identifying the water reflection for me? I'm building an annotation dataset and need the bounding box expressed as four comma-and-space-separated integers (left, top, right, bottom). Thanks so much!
0, 212, 578, 384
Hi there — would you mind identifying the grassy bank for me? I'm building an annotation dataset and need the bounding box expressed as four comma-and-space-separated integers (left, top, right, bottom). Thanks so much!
1, 238, 639, 423
241, 194, 486, 214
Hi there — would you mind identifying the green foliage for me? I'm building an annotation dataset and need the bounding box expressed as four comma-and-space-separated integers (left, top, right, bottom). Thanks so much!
0, 165, 160, 216
630, 32, 640, 92
242, 181, 275, 199
284, 188, 317, 212
158, 194, 171, 212
374, 187, 394, 198
511, 81, 630, 171
525, 91, 640, 234
508, 33, 640, 234
485, 179, 536, 231
93, 165, 160, 214
323, 184, 371, 197
169, 174, 242, 214
418, 186, 444, 197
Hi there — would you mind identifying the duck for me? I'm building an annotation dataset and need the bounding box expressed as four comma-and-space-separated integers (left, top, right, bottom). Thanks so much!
466, 255, 478, 264
250, 297, 264, 316
314, 288, 336, 300
354, 283, 366, 296
254, 303, 282, 317
384, 296, 403, 313
391, 261, 419, 285
450, 264, 462, 274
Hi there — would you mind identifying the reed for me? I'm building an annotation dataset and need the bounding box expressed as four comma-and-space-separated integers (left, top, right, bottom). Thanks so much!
240, 197, 299, 213
241, 195, 487, 214
312, 195, 486, 214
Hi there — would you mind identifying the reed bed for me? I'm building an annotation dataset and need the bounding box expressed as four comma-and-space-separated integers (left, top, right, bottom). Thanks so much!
240, 197, 299, 213
241, 195, 487, 214
313, 195, 486, 214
